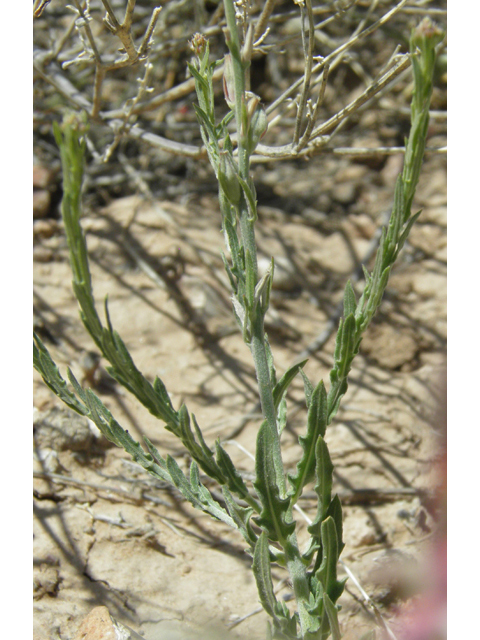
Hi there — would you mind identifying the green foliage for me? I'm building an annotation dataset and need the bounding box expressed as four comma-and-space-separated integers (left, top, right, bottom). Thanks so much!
33, 6, 443, 639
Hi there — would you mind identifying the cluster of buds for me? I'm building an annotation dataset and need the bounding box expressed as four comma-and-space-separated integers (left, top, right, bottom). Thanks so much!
189, 33, 208, 60
411, 17, 444, 48
410, 18, 444, 99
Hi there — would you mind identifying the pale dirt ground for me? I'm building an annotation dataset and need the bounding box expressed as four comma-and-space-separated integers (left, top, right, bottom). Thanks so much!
33, 3, 446, 636
33, 146, 446, 640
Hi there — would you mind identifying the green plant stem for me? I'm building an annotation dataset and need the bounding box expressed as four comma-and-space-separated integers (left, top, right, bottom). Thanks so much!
223, 0, 285, 493
285, 544, 316, 637
223, 0, 247, 173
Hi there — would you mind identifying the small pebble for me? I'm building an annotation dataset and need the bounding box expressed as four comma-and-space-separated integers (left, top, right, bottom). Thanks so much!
33, 218, 59, 240
33, 245, 54, 263
33, 565, 61, 600
331, 181, 357, 205
34, 448, 62, 474
33, 189, 51, 219
33, 164, 53, 190
34, 406, 93, 452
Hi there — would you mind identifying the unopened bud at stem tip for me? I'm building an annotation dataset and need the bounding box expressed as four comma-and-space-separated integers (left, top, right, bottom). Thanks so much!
190, 33, 207, 58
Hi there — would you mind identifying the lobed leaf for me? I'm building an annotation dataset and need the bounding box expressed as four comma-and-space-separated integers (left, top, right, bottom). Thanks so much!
254, 422, 295, 543
33, 334, 87, 415
167, 458, 236, 528
64, 370, 172, 484
172, 405, 224, 484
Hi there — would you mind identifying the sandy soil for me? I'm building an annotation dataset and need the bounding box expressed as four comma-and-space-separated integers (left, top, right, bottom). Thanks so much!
33, 144, 446, 640
33, 2, 447, 637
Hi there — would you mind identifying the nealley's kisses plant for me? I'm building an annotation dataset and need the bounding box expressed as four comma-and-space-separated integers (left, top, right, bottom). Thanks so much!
33, 5, 444, 639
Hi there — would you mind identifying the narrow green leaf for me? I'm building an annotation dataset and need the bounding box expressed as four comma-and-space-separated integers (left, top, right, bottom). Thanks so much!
189, 459, 208, 499
245, 249, 256, 310
167, 458, 236, 528
237, 174, 258, 221
326, 495, 345, 557
343, 281, 356, 318
288, 381, 328, 503
252, 532, 279, 620
220, 110, 235, 131
143, 437, 169, 476
172, 407, 224, 484
153, 376, 176, 415
389, 176, 405, 243
336, 313, 356, 379
215, 440, 249, 499
332, 317, 343, 366
316, 517, 337, 594
315, 517, 346, 604
193, 462, 238, 527
221, 252, 237, 291
192, 413, 216, 464
198, 39, 211, 74
272, 359, 308, 411
192, 104, 219, 149
323, 593, 341, 640
187, 63, 210, 92
264, 334, 277, 386
177, 404, 197, 450
326, 379, 348, 423
362, 264, 371, 287
397, 210, 422, 253
222, 487, 257, 549
365, 266, 391, 323
306, 436, 334, 543
222, 216, 241, 266
265, 621, 273, 640
300, 368, 315, 407
167, 456, 203, 509
277, 395, 288, 435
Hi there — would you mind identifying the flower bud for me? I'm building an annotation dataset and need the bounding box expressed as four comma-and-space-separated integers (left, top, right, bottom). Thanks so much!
218, 151, 241, 205
246, 101, 268, 154
254, 258, 274, 315
245, 91, 260, 121
411, 17, 444, 49
223, 54, 236, 110
190, 33, 207, 59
